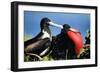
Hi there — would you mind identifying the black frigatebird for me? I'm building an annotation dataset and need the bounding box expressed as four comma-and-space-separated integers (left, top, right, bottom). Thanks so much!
50, 24, 83, 59
24, 17, 53, 57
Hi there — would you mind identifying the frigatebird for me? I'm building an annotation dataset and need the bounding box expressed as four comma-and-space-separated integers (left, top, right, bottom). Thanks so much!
24, 17, 53, 57
50, 24, 83, 59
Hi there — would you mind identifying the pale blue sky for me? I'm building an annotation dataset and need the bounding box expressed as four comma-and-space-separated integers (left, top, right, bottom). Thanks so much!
24, 11, 90, 42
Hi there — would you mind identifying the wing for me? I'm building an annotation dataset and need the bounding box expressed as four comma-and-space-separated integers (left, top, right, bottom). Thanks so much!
24, 32, 43, 47
24, 38, 51, 54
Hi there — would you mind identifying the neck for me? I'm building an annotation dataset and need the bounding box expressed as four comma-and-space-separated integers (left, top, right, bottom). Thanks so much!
42, 28, 52, 41
41, 26, 51, 36
42, 30, 52, 41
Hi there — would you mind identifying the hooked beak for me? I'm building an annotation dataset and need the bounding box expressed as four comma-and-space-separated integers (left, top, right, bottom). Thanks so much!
48, 21, 63, 29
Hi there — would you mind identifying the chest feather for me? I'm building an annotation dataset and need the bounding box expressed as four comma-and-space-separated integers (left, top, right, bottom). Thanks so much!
42, 30, 52, 41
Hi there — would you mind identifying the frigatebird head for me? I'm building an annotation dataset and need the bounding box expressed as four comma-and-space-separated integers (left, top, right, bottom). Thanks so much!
63, 24, 71, 30
61, 24, 71, 34
40, 17, 51, 30
40, 17, 64, 30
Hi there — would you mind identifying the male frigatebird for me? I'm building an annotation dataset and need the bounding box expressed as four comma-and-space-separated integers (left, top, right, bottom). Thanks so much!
49, 24, 83, 59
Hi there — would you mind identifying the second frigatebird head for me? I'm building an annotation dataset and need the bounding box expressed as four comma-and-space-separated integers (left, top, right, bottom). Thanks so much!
63, 24, 71, 30
61, 24, 71, 34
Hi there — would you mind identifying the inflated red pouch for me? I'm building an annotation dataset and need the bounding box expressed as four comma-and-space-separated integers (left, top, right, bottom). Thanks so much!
67, 28, 83, 55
